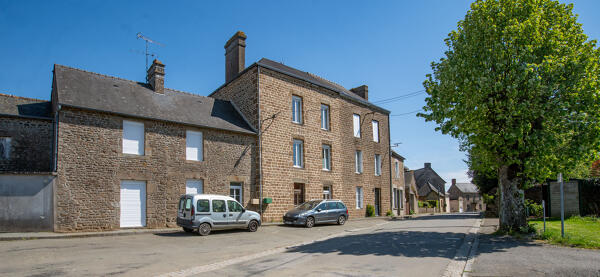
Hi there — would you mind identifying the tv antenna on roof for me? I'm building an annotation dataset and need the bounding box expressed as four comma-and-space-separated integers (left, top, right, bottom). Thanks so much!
136, 32, 164, 72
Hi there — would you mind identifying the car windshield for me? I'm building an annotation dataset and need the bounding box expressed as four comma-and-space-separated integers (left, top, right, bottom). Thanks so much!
296, 200, 321, 210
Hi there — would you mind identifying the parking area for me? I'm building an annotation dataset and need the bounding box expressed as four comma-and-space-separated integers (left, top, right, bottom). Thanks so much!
0, 218, 391, 276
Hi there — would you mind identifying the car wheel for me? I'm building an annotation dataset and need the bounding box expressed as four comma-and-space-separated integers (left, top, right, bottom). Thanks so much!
305, 216, 315, 228
337, 215, 346, 225
248, 220, 259, 232
197, 223, 211, 236
183, 227, 193, 233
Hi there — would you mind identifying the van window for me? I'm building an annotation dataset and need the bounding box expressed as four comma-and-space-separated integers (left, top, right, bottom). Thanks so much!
185, 198, 192, 210
327, 202, 338, 210
316, 203, 328, 211
227, 200, 243, 212
179, 198, 185, 211
337, 202, 346, 210
197, 199, 210, 213
212, 200, 226, 212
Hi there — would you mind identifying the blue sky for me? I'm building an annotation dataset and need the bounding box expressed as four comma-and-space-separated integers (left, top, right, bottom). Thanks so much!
1, 1, 599, 189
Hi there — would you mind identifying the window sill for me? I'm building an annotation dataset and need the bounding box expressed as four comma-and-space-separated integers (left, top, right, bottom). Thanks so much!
185, 159, 204, 163
355, 172, 362, 175
321, 128, 330, 132
322, 169, 331, 172
122, 153, 147, 158
292, 121, 303, 126
293, 165, 304, 169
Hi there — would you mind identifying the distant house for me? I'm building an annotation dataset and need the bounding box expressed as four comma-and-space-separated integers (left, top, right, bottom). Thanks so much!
391, 151, 406, 216
413, 163, 447, 212
403, 169, 419, 214
447, 179, 484, 212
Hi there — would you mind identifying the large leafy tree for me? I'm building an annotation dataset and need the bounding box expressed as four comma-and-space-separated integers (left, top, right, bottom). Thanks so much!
420, 0, 600, 230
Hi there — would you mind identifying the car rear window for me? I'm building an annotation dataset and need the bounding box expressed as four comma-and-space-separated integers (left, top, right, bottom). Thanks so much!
337, 202, 346, 209
185, 198, 192, 210
197, 199, 210, 212
212, 200, 226, 212
179, 198, 185, 211
327, 202, 338, 210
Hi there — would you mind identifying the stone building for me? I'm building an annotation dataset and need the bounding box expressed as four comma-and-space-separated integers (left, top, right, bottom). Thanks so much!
413, 162, 447, 213
447, 179, 484, 213
211, 32, 392, 221
391, 151, 406, 216
403, 169, 419, 215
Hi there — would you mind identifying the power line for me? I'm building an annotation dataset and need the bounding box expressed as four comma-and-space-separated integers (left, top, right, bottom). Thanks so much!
390, 109, 423, 117
371, 90, 426, 104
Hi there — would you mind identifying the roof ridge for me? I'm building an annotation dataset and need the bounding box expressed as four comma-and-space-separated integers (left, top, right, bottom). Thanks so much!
0, 92, 47, 102
55, 64, 209, 99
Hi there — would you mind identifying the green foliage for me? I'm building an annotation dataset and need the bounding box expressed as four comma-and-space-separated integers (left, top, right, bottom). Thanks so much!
482, 193, 495, 205
366, 205, 375, 217
525, 199, 543, 217
418, 201, 428, 208
530, 216, 600, 248
420, 0, 600, 185
385, 210, 393, 216
427, 200, 439, 208
409, 209, 416, 215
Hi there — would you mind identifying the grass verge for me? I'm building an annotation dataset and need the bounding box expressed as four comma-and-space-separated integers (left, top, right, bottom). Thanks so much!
529, 216, 600, 249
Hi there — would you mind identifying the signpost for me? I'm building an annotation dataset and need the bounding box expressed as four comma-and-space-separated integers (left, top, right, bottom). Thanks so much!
542, 200, 546, 233
558, 173, 565, 238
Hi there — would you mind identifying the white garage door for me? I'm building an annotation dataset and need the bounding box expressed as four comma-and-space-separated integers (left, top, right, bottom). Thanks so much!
186, 180, 203, 195
120, 180, 146, 228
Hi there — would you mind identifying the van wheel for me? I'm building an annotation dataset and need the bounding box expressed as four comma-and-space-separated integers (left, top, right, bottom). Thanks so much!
183, 227, 193, 233
305, 216, 315, 228
337, 215, 346, 225
248, 220, 259, 232
197, 223, 211, 236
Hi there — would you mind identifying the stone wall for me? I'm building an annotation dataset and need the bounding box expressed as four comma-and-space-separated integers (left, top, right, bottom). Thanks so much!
55, 107, 256, 232
257, 68, 391, 221
392, 156, 406, 216
0, 117, 53, 172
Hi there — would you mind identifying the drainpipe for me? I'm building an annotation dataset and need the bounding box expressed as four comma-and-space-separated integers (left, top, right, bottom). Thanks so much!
53, 104, 61, 172
387, 113, 393, 214
257, 66, 263, 216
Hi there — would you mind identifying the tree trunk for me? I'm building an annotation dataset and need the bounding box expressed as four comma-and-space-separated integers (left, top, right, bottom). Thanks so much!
498, 165, 527, 231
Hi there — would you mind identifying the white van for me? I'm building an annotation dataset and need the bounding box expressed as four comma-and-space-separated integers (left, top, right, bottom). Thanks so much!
176, 194, 261, 236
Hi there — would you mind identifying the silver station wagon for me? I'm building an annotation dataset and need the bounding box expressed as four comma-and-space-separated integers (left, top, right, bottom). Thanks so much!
177, 194, 261, 236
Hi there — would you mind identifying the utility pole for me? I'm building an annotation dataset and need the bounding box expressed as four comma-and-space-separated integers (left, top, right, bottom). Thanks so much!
558, 173, 565, 238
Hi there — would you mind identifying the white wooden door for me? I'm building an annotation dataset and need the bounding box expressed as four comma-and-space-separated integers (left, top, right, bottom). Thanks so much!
186, 180, 203, 195
120, 180, 146, 227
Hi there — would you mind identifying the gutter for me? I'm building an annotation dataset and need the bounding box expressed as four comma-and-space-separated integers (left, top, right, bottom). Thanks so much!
388, 114, 393, 213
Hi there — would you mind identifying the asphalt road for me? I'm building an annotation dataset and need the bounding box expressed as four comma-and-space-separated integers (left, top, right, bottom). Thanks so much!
0, 213, 479, 277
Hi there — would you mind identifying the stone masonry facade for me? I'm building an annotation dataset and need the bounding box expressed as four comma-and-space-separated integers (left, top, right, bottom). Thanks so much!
0, 117, 53, 173
391, 155, 405, 216
213, 66, 391, 222
55, 107, 256, 231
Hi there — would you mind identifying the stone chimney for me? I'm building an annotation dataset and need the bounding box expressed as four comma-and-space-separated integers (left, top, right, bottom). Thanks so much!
224, 31, 247, 83
424, 162, 431, 169
452, 179, 456, 186
350, 85, 368, 100
147, 59, 165, 94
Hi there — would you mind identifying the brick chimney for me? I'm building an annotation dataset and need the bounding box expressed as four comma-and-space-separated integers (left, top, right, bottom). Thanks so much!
452, 179, 456, 186
147, 59, 165, 94
424, 162, 431, 168
350, 85, 368, 100
224, 31, 247, 83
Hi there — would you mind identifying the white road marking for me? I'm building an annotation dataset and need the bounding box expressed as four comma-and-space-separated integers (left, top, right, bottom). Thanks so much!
156, 221, 390, 277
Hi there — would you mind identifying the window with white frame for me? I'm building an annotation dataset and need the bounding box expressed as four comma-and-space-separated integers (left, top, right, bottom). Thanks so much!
293, 139, 304, 168
353, 114, 361, 137
323, 185, 331, 199
372, 120, 379, 142
122, 120, 144, 155
355, 150, 363, 174
393, 188, 398, 209
356, 186, 364, 209
186, 130, 203, 161
292, 95, 302, 124
374, 154, 381, 176
322, 144, 331, 171
0, 137, 11, 160
320, 104, 330, 130
395, 161, 400, 178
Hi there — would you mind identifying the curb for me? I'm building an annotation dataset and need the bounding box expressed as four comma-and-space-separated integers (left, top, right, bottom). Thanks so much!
441, 215, 483, 277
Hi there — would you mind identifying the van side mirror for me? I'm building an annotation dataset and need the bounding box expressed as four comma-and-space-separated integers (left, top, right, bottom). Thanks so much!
316, 208, 322, 212
242, 208, 246, 213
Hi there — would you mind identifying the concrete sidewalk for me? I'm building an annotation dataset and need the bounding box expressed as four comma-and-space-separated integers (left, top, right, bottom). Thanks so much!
0, 216, 394, 241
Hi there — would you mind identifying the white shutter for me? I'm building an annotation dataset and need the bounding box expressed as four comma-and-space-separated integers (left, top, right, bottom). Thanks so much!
120, 180, 146, 227
372, 120, 379, 142
353, 114, 361, 137
186, 130, 203, 161
123, 121, 144, 155
186, 180, 204, 194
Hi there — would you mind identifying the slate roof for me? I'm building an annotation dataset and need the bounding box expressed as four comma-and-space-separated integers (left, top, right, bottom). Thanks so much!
0, 93, 52, 119
413, 166, 446, 196
53, 65, 256, 135
255, 58, 390, 114
454, 183, 479, 194
391, 150, 405, 161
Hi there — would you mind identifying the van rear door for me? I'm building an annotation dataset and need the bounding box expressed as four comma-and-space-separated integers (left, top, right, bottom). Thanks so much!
180, 196, 193, 220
